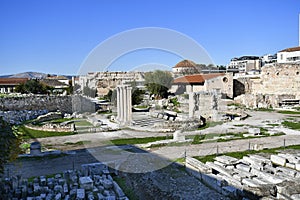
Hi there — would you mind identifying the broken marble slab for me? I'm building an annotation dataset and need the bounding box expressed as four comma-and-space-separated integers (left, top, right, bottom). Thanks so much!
214, 155, 239, 165
270, 155, 287, 167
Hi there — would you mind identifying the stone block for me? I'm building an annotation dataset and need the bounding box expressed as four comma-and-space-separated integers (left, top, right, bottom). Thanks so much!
286, 163, 296, 169
248, 128, 260, 135
185, 157, 212, 173
295, 163, 300, 171
97, 193, 105, 200
206, 162, 234, 177
76, 189, 85, 200
236, 163, 251, 172
248, 155, 272, 166
215, 155, 239, 165
242, 178, 260, 187
276, 166, 298, 177
102, 179, 113, 190
270, 155, 287, 166
251, 168, 285, 184
55, 193, 62, 200
79, 177, 93, 190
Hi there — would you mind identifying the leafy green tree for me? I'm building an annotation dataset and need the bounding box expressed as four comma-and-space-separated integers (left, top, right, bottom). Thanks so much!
15, 79, 49, 94
144, 70, 173, 99
0, 118, 21, 174
103, 90, 113, 101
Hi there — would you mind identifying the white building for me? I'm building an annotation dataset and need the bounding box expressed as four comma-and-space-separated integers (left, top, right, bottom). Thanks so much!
227, 56, 261, 74
277, 47, 300, 64
261, 54, 277, 66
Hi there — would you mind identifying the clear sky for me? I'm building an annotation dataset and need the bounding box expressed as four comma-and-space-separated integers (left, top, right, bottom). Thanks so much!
0, 0, 299, 75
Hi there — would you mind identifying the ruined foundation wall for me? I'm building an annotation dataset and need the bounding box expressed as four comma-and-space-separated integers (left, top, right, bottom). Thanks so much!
233, 64, 300, 108
0, 95, 72, 113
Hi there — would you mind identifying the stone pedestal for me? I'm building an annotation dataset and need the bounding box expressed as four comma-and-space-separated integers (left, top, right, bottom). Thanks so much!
116, 85, 132, 126
30, 142, 41, 155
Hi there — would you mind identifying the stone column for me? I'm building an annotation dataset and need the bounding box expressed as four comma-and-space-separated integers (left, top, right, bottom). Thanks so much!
116, 85, 132, 126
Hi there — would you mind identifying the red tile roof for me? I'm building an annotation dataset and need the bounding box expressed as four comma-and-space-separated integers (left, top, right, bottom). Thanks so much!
279, 46, 300, 52
173, 60, 197, 68
0, 78, 28, 85
173, 73, 225, 84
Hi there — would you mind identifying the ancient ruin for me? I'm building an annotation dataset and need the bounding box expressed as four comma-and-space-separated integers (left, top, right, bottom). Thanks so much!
116, 85, 132, 126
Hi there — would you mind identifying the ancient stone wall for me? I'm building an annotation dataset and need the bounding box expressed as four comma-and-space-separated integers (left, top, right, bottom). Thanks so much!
253, 63, 300, 98
189, 90, 225, 121
234, 94, 296, 108
233, 64, 300, 108
72, 95, 96, 113
0, 95, 72, 113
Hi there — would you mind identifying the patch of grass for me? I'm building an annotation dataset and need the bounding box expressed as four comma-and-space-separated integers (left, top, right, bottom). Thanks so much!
97, 110, 112, 114
74, 120, 93, 127
111, 135, 172, 145
174, 157, 185, 163
17, 154, 66, 161
282, 121, 300, 130
254, 108, 274, 112
197, 121, 223, 130
194, 154, 217, 163
17, 125, 75, 139
277, 110, 300, 115
191, 134, 205, 144
49, 118, 74, 123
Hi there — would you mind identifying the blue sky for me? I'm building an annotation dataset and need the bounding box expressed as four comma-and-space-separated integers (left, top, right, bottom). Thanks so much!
0, 0, 299, 75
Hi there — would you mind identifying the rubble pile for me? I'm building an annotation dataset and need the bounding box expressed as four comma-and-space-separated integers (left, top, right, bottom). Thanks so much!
186, 153, 300, 199
0, 163, 128, 200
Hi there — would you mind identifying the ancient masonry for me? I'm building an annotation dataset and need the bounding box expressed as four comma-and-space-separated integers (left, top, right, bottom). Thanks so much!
79, 71, 144, 97
186, 153, 300, 199
233, 63, 300, 108
116, 85, 132, 126
0, 163, 128, 200
189, 89, 225, 121
0, 95, 96, 124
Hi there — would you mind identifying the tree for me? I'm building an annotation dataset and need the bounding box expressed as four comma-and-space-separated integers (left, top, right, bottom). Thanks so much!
144, 70, 173, 99
15, 79, 49, 94
0, 118, 21, 174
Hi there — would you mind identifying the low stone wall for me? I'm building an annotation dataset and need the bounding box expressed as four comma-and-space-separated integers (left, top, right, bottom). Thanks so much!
234, 93, 296, 108
72, 95, 96, 113
0, 95, 72, 113
0, 110, 48, 124
25, 123, 74, 132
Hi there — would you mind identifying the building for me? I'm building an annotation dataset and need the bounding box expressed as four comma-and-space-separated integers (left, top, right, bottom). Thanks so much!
171, 73, 233, 98
0, 78, 28, 93
172, 60, 198, 74
40, 79, 70, 94
47, 75, 70, 85
79, 71, 145, 97
277, 46, 300, 64
261, 54, 277, 66
227, 56, 261, 74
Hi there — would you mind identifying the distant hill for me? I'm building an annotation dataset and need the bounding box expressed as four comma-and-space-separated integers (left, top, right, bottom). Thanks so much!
9, 72, 49, 79
0, 72, 76, 79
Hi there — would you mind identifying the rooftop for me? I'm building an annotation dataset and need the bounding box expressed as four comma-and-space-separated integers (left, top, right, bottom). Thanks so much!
173, 60, 197, 69
173, 73, 225, 84
0, 78, 28, 85
279, 46, 300, 53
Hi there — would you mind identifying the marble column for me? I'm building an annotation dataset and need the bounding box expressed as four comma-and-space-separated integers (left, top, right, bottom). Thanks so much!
116, 85, 132, 126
